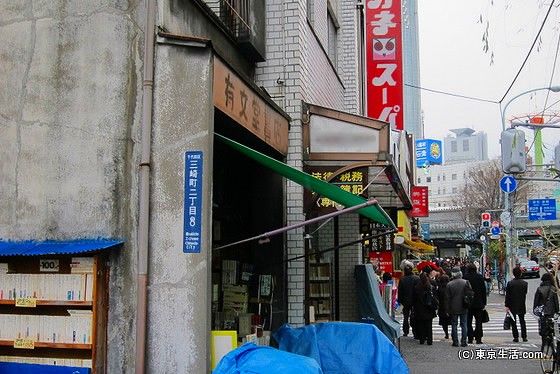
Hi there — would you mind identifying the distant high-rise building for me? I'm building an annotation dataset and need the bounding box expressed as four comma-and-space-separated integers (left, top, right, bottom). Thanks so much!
444, 128, 488, 164
403, 0, 423, 140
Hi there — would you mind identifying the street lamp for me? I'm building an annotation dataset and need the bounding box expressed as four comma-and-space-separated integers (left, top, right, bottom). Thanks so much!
501, 86, 560, 131
500, 86, 560, 281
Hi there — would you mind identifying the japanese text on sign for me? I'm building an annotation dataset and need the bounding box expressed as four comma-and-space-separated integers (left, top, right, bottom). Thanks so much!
411, 186, 429, 217
311, 170, 365, 208
183, 151, 203, 253
213, 58, 289, 155
365, 0, 404, 130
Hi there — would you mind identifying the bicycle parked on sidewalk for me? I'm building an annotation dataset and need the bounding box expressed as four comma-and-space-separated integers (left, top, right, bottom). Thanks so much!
540, 314, 560, 373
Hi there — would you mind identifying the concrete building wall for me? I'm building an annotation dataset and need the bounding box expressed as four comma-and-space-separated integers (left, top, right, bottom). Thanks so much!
145, 45, 214, 373
0, 2, 143, 371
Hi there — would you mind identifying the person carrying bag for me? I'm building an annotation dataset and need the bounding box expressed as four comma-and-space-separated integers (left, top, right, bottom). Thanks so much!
533, 272, 560, 349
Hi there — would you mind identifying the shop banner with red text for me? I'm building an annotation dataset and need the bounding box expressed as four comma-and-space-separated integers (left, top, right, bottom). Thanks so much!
365, 0, 404, 130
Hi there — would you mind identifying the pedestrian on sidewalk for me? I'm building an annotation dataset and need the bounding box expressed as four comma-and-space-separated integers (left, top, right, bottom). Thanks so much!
534, 272, 560, 349
505, 267, 528, 342
412, 272, 437, 345
463, 263, 487, 344
446, 266, 473, 347
397, 264, 419, 338
436, 274, 451, 339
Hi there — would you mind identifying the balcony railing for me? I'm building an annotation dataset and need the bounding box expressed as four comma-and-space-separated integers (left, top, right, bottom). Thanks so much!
204, 0, 251, 39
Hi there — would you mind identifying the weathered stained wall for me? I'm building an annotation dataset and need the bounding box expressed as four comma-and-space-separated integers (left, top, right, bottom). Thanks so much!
0, 1, 144, 372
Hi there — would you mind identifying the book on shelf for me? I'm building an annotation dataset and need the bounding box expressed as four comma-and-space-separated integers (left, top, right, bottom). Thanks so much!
0, 273, 92, 301
0, 311, 93, 344
0, 356, 92, 368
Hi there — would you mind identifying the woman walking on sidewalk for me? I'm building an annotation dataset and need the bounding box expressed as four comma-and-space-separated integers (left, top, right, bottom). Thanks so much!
412, 272, 437, 345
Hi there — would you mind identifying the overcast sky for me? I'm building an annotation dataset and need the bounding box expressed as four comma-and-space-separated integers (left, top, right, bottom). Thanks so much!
417, 0, 560, 161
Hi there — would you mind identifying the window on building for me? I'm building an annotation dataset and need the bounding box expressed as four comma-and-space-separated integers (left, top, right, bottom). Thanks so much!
463, 139, 469, 151
327, 3, 339, 68
417, 177, 421, 184
442, 174, 446, 181
452, 187, 457, 193
452, 173, 457, 180
437, 175, 440, 182
451, 141, 457, 152
426, 176, 431, 183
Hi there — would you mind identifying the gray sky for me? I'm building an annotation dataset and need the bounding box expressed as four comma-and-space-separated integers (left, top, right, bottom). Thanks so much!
418, 0, 560, 161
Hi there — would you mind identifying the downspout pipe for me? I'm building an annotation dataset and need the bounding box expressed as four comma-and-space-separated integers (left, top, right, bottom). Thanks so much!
136, 0, 156, 373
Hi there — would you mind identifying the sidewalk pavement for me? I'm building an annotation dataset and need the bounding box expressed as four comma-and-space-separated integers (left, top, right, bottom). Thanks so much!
396, 290, 543, 373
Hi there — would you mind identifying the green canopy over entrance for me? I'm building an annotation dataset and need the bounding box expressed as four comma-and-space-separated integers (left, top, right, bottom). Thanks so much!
215, 134, 396, 229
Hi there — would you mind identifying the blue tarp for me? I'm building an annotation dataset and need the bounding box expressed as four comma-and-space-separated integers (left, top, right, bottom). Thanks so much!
354, 264, 401, 342
213, 343, 323, 373
273, 322, 408, 374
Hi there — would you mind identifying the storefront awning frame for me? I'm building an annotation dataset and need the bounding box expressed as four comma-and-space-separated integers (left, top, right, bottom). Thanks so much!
215, 133, 396, 229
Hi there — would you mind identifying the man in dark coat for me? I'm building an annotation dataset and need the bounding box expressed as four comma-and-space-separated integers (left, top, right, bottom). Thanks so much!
534, 272, 560, 348
505, 266, 528, 342
397, 264, 419, 337
463, 263, 487, 344
446, 266, 473, 347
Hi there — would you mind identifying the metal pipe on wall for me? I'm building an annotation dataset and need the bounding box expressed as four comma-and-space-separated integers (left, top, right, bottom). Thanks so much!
136, 0, 157, 372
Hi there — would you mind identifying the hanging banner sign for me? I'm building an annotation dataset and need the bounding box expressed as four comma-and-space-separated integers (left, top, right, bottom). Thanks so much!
365, 0, 404, 130
183, 151, 203, 253
411, 186, 429, 217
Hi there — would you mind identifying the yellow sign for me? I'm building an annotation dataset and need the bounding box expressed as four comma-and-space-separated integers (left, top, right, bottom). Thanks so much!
15, 297, 37, 307
14, 338, 35, 349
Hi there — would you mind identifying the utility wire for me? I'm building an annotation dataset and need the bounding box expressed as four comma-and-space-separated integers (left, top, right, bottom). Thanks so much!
404, 83, 499, 104
498, 0, 556, 104
542, 24, 560, 115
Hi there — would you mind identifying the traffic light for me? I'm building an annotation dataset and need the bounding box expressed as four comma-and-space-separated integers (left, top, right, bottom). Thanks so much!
501, 128, 526, 173
481, 212, 491, 228
554, 143, 560, 170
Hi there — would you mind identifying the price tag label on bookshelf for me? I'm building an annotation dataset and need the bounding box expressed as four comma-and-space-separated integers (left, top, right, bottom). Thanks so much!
13, 338, 35, 349
15, 297, 37, 307
39, 259, 60, 272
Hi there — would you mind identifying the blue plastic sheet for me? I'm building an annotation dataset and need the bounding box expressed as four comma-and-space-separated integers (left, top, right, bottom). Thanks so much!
273, 322, 408, 374
354, 264, 401, 342
212, 342, 323, 374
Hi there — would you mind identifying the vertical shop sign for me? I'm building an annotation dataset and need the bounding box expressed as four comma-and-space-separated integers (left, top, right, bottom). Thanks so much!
411, 186, 429, 217
365, 0, 404, 130
369, 251, 394, 274
184, 151, 203, 253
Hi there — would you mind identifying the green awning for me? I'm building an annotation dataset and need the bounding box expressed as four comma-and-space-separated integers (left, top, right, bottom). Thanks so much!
215, 134, 396, 229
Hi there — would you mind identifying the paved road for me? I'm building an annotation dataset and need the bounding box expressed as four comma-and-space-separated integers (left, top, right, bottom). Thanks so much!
396, 273, 546, 373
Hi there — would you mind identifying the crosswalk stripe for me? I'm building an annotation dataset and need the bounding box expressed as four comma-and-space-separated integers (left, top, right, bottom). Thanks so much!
394, 315, 542, 334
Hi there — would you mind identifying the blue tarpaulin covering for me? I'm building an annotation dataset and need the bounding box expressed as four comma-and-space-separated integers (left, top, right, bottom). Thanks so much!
212, 342, 323, 374
354, 264, 401, 342
0, 239, 123, 256
273, 322, 408, 374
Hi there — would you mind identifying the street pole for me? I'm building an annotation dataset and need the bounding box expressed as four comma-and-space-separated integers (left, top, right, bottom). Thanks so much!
500, 86, 560, 282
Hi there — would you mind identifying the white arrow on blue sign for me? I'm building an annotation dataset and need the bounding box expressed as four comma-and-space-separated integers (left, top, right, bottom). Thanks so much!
499, 176, 517, 193
491, 226, 501, 235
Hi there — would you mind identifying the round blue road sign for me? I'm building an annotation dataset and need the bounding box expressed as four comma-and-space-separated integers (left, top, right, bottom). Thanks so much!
499, 176, 517, 193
